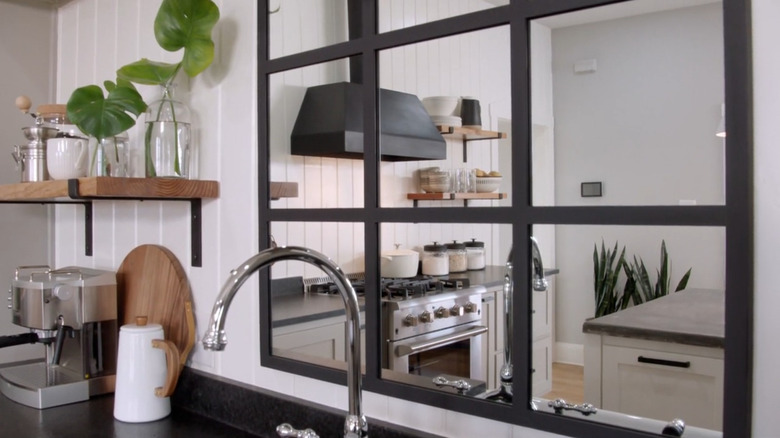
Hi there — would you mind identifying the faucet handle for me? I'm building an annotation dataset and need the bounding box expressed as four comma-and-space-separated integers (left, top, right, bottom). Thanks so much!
276, 423, 320, 438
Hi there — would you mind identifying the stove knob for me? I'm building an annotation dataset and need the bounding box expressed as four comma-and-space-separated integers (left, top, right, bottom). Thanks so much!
464, 302, 478, 313
403, 314, 419, 327
419, 310, 434, 324
450, 304, 464, 317
435, 307, 450, 319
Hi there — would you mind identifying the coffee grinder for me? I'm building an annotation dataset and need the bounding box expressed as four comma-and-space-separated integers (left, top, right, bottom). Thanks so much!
0, 266, 118, 409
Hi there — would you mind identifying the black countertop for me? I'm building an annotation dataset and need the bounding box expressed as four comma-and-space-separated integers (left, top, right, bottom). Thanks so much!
0, 390, 263, 438
582, 288, 725, 348
0, 366, 443, 438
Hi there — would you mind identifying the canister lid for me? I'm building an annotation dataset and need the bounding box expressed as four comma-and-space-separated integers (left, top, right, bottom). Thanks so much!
446, 240, 466, 250
423, 242, 448, 252
464, 238, 484, 248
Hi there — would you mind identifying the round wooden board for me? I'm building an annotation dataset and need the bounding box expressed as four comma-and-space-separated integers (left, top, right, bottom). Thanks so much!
117, 244, 194, 368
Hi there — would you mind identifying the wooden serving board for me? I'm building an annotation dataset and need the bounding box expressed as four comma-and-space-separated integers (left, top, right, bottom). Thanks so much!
117, 244, 195, 371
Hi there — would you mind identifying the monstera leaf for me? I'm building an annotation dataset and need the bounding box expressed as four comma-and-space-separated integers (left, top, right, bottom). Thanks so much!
66, 81, 147, 141
117, 59, 181, 86
154, 0, 219, 77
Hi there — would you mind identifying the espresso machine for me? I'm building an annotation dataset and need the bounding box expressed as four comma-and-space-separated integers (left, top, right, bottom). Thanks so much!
0, 266, 118, 409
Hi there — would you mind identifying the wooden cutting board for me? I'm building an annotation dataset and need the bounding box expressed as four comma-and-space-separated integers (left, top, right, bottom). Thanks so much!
117, 244, 195, 371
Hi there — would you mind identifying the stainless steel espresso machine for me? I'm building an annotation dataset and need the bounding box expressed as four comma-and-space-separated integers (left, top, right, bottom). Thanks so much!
0, 266, 118, 409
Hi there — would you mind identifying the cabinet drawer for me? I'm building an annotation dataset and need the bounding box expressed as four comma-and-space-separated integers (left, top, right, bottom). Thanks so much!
602, 344, 723, 431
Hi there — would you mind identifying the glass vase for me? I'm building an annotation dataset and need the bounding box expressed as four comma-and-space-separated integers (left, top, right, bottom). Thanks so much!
89, 133, 128, 177
144, 85, 193, 178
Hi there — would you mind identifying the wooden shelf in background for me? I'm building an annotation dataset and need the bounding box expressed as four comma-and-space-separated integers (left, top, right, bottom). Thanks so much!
0, 177, 219, 201
407, 192, 507, 206
436, 125, 507, 141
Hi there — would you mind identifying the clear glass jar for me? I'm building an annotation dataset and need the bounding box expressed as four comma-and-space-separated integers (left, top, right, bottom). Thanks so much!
144, 85, 193, 178
446, 241, 468, 273
89, 132, 128, 177
465, 238, 486, 270
422, 242, 449, 276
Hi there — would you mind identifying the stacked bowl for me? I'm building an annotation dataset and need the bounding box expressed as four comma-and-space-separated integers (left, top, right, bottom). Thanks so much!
422, 96, 461, 127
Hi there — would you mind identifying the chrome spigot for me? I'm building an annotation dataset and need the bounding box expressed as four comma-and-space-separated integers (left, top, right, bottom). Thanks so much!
202, 246, 368, 438
484, 237, 548, 403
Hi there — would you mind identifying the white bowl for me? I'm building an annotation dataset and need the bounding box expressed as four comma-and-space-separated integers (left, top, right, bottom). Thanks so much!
422, 96, 459, 117
430, 115, 462, 127
475, 176, 502, 193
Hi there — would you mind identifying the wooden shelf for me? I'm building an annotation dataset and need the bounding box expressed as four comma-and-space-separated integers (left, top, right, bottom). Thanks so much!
436, 125, 507, 161
437, 125, 507, 141
0, 177, 219, 201
407, 192, 507, 207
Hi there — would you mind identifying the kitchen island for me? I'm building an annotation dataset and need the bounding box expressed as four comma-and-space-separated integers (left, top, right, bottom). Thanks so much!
582, 288, 725, 431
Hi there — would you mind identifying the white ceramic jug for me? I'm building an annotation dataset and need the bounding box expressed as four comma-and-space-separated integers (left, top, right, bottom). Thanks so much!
114, 316, 180, 423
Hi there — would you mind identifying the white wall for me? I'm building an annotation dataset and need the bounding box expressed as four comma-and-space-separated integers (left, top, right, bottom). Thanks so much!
47, 0, 780, 437
0, 0, 56, 364
547, 4, 727, 351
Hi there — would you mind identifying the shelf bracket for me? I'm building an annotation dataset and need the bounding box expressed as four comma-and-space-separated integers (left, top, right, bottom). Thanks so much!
65, 179, 204, 267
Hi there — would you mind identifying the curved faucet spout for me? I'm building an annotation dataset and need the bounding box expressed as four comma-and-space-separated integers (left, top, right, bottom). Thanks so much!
202, 246, 367, 438
486, 236, 548, 403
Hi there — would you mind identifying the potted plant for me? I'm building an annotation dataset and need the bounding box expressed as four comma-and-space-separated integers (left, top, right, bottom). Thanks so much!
593, 239, 692, 317
66, 0, 220, 178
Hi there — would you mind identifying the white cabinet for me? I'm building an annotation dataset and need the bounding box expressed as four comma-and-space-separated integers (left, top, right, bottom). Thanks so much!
585, 334, 723, 431
273, 314, 365, 367
482, 281, 553, 396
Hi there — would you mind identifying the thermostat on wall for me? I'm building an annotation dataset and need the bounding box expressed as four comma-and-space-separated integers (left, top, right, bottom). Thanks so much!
581, 182, 602, 197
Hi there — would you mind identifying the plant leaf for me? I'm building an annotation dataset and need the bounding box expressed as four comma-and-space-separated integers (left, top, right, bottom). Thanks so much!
676, 268, 692, 291
117, 59, 181, 86
154, 0, 220, 77
66, 84, 147, 141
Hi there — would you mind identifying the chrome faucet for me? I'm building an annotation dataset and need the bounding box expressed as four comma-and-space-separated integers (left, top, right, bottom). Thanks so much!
202, 246, 368, 438
484, 237, 548, 403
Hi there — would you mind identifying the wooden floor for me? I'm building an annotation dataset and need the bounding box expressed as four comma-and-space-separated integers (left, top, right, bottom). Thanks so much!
542, 362, 584, 404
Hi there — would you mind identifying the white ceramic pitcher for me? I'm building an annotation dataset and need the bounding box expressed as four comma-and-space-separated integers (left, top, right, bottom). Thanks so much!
114, 316, 180, 423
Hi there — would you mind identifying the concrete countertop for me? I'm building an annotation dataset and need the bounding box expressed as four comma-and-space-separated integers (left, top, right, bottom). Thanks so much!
582, 288, 725, 348
271, 266, 559, 328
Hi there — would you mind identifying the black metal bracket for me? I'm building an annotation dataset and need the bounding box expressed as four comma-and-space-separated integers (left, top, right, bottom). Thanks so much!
62, 179, 205, 266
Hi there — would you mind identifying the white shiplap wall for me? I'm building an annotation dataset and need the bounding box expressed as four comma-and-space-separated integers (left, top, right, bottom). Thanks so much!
51, 1, 780, 437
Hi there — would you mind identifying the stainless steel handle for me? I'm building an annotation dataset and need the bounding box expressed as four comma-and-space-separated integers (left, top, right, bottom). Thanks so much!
548, 398, 597, 416
432, 375, 472, 393
276, 423, 320, 438
395, 325, 487, 357
14, 265, 51, 281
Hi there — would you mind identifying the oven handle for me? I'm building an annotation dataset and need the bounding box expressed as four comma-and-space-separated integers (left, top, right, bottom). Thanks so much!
394, 325, 488, 358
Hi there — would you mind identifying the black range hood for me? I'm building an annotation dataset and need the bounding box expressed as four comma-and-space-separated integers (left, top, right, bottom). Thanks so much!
289, 0, 446, 162
290, 82, 447, 162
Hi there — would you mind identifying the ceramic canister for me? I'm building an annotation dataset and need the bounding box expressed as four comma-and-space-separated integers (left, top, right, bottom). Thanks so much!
114, 316, 179, 423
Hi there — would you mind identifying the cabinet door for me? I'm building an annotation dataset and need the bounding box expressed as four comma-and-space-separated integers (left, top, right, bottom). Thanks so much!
273, 321, 345, 362
532, 338, 552, 396
602, 345, 723, 431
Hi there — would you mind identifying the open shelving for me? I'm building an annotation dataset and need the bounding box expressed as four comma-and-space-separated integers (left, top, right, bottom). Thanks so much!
407, 192, 507, 207
436, 125, 507, 161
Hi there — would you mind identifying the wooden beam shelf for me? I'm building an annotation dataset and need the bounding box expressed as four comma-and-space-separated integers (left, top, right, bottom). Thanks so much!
436, 125, 508, 162
0, 177, 219, 201
407, 192, 507, 207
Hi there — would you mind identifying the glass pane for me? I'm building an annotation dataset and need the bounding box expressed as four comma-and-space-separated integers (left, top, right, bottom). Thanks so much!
531, 0, 725, 206
532, 224, 725, 434
378, 0, 508, 33
378, 26, 511, 207
379, 222, 512, 404
269, 57, 364, 209
268, 0, 349, 59
269, 221, 365, 370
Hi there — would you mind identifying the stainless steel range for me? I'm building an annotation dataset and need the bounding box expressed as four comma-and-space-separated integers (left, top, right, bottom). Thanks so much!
379, 276, 487, 383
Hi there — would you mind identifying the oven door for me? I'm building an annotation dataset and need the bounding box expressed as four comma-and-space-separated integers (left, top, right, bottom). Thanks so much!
389, 322, 487, 381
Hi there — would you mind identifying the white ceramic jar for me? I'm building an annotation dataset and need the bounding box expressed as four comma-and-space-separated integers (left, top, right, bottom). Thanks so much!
114, 316, 179, 423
